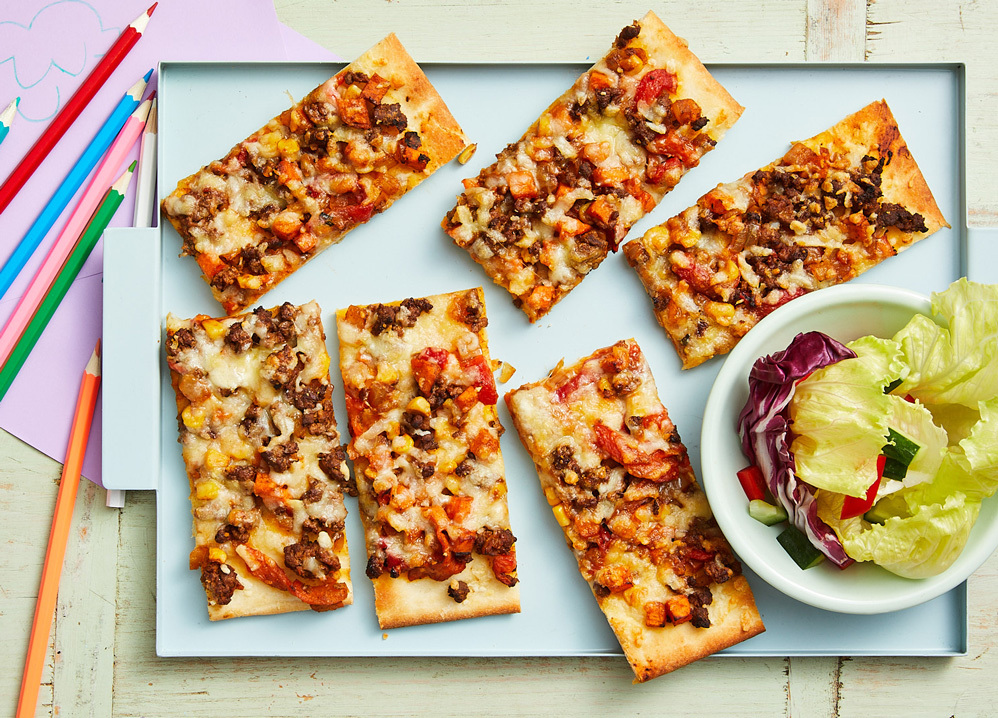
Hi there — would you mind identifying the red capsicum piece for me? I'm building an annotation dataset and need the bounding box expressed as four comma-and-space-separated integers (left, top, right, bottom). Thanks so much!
840, 454, 885, 520
737, 465, 767, 502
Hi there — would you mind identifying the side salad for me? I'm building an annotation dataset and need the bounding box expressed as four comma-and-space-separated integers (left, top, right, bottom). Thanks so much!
737, 278, 998, 578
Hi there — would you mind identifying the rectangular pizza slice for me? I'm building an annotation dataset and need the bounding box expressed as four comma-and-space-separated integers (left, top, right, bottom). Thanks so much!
442, 10, 743, 322
161, 34, 469, 315
165, 301, 353, 620
504, 339, 764, 681
623, 99, 949, 369
336, 287, 520, 628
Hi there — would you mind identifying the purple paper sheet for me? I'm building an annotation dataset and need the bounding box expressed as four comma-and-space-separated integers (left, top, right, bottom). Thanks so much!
0, 0, 338, 484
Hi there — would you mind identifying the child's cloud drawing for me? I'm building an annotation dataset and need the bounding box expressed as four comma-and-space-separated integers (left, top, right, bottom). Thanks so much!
0, 1, 120, 123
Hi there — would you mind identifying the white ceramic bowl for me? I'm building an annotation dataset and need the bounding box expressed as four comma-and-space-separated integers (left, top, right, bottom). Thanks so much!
701, 283, 998, 614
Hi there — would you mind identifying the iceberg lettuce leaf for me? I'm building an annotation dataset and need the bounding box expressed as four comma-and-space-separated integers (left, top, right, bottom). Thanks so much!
839, 493, 980, 579
896, 278, 998, 407
788, 336, 901, 497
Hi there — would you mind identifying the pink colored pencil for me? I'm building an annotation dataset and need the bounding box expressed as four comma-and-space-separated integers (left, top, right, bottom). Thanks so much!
0, 98, 152, 368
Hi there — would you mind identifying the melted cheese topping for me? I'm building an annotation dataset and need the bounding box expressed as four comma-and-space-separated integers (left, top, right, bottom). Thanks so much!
506, 340, 744, 632
444, 17, 732, 322
336, 288, 516, 587
161, 38, 464, 315
165, 301, 352, 613
625, 105, 940, 369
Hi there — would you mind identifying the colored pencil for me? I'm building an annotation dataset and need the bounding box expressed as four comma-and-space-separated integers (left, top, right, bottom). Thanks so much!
0, 99, 150, 372
106, 98, 157, 510
0, 96, 18, 146
132, 97, 158, 228
15, 342, 101, 718
0, 165, 133, 402
0, 3, 156, 215
0, 72, 150, 301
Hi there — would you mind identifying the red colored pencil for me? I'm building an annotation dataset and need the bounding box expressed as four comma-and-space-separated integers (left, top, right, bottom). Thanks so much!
0, 3, 157, 215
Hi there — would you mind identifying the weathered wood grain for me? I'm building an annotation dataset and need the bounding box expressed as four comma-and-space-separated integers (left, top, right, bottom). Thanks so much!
275, 0, 808, 63
806, 0, 866, 61
866, 0, 998, 225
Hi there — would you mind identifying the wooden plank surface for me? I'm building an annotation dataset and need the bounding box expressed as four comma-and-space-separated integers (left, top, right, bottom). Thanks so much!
2, 1, 997, 716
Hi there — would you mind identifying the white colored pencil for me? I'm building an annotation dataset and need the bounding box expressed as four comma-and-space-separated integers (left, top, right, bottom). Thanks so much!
106, 97, 157, 509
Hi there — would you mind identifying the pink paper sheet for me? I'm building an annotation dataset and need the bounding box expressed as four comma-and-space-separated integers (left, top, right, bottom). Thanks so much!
0, 0, 338, 484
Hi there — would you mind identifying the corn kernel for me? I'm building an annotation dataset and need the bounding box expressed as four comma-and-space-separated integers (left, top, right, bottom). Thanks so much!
538, 114, 553, 136
204, 448, 229, 471
277, 137, 300, 157
704, 301, 736, 326
201, 319, 226, 341
444, 476, 461, 494
208, 547, 227, 563
552, 503, 571, 527
377, 364, 399, 383
392, 434, 414, 455
457, 143, 477, 164
196, 480, 220, 500
182, 405, 206, 430
642, 226, 671, 253
237, 275, 264, 290
499, 361, 517, 383
492, 480, 507, 498
544, 487, 559, 505
406, 396, 431, 416
711, 259, 739, 286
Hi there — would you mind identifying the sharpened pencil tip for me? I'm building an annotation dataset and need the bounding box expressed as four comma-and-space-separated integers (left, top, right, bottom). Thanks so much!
145, 100, 158, 134
143, 68, 153, 82
86, 342, 101, 377
128, 160, 138, 171
147, 2, 158, 16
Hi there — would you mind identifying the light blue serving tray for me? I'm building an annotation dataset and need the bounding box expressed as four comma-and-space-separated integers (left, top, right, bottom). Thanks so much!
103, 60, 978, 658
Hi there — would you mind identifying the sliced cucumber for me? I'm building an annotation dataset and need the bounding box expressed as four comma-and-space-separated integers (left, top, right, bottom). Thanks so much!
776, 525, 825, 570
881, 428, 920, 481
748, 499, 789, 526
863, 499, 901, 525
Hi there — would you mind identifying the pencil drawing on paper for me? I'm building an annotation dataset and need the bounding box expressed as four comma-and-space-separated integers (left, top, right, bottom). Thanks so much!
0, 1, 120, 123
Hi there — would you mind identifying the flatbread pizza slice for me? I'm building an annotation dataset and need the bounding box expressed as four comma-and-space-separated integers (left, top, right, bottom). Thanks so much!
162, 34, 469, 315
504, 339, 764, 681
336, 288, 520, 628
165, 301, 353, 620
624, 99, 949, 369
443, 10, 743, 322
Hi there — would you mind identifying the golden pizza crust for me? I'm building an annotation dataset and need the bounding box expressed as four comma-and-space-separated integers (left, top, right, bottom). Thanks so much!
636, 11, 744, 145
606, 575, 764, 682
166, 303, 354, 621
337, 288, 520, 629
204, 550, 351, 622
625, 98, 948, 370
363, 33, 470, 175
371, 560, 521, 630
162, 34, 469, 315
443, 12, 742, 325
504, 339, 764, 681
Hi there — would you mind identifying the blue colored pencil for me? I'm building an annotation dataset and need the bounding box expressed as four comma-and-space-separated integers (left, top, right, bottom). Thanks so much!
0, 70, 151, 301
0, 97, 17, 146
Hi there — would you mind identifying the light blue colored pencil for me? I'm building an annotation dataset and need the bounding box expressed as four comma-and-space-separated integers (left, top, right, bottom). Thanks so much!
0, 97, 18, 146
0, 70, 151, 301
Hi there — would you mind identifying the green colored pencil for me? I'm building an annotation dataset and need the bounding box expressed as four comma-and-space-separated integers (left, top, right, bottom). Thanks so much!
0, 162, 135, 401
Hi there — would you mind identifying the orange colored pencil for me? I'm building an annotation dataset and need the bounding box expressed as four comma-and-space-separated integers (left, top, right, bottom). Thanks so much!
16, 342, 101, 718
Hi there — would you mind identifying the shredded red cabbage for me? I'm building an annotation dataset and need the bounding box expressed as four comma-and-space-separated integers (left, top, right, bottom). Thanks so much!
737, 331, 856, 568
